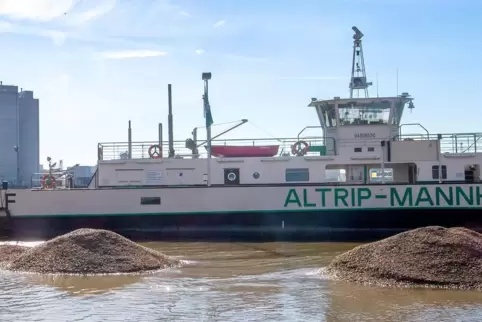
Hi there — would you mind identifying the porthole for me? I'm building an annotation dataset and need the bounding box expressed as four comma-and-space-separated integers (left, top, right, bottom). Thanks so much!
253, 172, 260, 179
227, 172, 237, 181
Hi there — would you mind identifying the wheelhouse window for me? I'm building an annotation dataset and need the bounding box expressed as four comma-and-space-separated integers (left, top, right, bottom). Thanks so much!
320, 104, 337, 128
432, 165, 447, 179
285, 168, 310, 182
339, 101, 391, 126
391, 101, 404, 126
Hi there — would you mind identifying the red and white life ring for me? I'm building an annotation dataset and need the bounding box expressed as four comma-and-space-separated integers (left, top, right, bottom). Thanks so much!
291, 140, 309, 156
41, 174, 57, 189
148, 144, 162, 159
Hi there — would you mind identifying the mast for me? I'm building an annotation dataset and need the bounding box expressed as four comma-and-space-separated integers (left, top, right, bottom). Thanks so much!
349, 26, 372, 98
167, 84, 175, 158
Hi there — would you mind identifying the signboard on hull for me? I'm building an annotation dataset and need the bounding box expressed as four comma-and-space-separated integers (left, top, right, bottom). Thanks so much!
337, 125, 388, 140
283, 184, 482, 209
354, 133, 376, 139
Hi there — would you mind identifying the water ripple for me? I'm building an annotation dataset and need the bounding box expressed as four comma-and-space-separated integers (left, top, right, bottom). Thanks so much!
2, 242, 482, 321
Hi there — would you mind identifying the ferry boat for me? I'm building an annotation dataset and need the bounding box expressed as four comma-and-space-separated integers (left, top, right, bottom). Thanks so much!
1, 26, 481, 241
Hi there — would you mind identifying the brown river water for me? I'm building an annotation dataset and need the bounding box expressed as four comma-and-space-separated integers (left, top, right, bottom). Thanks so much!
2, 242, 482, 322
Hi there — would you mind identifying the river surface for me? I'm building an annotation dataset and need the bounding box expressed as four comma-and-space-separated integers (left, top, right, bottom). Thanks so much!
1, 242, 482, 321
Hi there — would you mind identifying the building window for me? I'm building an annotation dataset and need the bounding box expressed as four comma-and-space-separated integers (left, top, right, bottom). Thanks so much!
141, 197, 161, 205
285, 168, 310, 182
432, 165, 447, 179
368, 147, 375, 152
354, 147, 362, 152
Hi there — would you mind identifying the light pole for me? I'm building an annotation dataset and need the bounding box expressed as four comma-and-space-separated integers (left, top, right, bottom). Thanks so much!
202, 72, 213, 186
13, 145, 19, 186
202, 72, 212, 156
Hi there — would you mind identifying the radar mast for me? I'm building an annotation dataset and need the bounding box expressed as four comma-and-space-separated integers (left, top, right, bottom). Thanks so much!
349, 26, 372, 98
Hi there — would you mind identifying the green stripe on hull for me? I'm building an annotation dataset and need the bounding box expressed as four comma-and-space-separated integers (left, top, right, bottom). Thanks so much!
12, 206, 482, 219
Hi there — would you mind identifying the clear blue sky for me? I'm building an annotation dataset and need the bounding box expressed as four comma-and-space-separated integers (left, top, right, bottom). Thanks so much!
0, 0, 479, 166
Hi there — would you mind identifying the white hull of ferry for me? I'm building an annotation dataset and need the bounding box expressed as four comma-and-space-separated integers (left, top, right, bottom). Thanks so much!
5, 184, 482, 216
1, 183, 481, 241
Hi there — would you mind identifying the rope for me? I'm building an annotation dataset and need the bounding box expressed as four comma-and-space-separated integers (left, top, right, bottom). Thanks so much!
249, 121, 284, 143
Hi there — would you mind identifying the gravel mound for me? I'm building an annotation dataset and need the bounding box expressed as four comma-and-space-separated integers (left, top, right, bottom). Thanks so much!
326, 226, 482, 290
7, 228, 181, 274
0, 245, 29, 268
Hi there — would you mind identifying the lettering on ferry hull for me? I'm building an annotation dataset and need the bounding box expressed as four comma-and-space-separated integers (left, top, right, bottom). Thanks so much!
283, 185, 482, 209
390, 186, 482, 207
354, 133, 375, 139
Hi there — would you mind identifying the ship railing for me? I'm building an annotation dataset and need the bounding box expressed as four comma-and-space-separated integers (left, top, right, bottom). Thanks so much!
393, 133, 482, 154
29, 172, 73, 190
97, 137, 337, 161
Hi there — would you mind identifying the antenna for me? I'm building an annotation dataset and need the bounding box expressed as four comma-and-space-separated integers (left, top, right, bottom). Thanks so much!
349, 26, 372, 98
167, 84, 175, 158
128, 120, 132, 159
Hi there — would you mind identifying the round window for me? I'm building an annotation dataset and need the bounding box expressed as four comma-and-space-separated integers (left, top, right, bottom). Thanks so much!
227, 172, 237, 181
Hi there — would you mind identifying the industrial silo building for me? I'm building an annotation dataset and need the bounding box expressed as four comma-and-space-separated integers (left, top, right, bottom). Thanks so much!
18, 90, 40, 187
0, 83, 19, 185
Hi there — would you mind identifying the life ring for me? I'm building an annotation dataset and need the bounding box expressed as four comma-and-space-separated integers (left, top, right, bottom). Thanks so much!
291, 140, 309, 156
148, 144, 162, 159
41, 174, 56, 189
